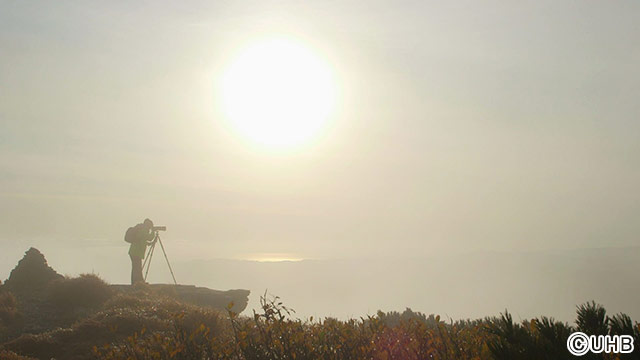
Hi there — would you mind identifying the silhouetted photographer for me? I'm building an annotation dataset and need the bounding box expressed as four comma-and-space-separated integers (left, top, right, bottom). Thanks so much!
125, 219, 155, 284
125, 219, 176, 285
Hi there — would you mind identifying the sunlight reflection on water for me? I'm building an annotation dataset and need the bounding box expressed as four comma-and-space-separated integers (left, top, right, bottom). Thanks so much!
241, 253, 304, 262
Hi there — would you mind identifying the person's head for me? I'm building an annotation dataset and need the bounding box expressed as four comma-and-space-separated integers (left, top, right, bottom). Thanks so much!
143, 218, 153, 231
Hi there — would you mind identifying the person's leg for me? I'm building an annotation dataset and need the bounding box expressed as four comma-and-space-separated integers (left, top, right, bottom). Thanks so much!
136, 256, 144, 283
130, 254, 143, 284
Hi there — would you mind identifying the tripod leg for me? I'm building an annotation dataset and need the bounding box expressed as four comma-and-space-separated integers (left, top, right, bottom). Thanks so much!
156, 236, 178, 285
142, 241, 154, 271
143, 241, 156, 282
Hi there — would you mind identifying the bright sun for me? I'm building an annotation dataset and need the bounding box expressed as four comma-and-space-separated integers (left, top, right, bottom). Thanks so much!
219, 38, 337, 149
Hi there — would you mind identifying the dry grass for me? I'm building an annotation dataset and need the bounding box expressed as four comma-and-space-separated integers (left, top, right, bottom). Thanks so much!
0, 350, 36, 360
3, 286, 229, 360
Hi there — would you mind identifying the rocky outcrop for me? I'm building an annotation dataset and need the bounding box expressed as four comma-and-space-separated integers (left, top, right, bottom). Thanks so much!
3, 248, 63, 293
110, 284, 250, 314
1, 248, 250, 315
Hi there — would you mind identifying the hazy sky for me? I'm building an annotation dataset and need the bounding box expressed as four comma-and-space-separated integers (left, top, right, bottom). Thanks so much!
1, 0, 639, 266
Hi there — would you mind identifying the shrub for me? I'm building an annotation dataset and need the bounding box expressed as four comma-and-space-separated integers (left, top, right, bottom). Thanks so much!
95, 294, 492, 360
576, 300, 608, 336
102, 293, 146, 310
47, 273, 113, 310
66, 296, 640, 360
0, 291, 22, 327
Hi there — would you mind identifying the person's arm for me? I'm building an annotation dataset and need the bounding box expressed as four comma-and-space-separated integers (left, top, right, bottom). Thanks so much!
146, 230, 156, 244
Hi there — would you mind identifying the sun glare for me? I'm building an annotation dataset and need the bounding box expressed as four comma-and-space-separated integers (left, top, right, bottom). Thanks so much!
219, 38, 337, 149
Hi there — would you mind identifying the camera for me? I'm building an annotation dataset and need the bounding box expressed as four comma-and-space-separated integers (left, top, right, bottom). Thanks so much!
152, 226, 167, 231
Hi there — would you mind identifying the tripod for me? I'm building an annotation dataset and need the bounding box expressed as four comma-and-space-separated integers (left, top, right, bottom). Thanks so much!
142, 231, 177, 285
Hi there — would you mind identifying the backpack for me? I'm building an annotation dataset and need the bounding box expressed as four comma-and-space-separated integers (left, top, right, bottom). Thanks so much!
124, 226, 136, 243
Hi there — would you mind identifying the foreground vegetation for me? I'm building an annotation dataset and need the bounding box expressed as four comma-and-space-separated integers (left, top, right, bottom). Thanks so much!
1, 273, 639, 359
93, 295, 639, 360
